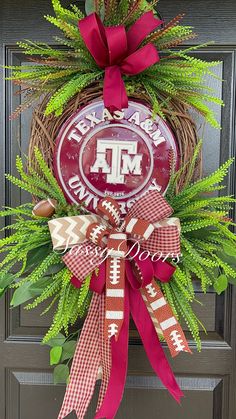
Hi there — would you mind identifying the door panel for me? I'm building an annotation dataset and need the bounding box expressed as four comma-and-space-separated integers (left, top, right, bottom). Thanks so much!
0, 1, 236, 418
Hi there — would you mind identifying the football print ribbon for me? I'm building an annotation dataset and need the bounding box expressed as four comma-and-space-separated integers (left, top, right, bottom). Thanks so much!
48, 191, 191, 419
78, 11, 162, 111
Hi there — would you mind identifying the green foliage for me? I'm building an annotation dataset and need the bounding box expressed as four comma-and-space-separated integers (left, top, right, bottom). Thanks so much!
160, 143, 236, 350
50, 346, 63, 365
77, 274, 92, 316
53, 364, 70, 384
6, 149, 67, 206
46, 332, 66, 347
0, 273, 15, 297
61, 340, 77, 362
10, 276, 51, 307
44, 332, 78, 383
44, 71, 103, 115
6, 0, 222, 125
0, 151, 89, 344
213, 274, 228, 295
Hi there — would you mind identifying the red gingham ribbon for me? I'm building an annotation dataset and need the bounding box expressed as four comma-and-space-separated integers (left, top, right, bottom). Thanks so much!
58, 293, 111, 419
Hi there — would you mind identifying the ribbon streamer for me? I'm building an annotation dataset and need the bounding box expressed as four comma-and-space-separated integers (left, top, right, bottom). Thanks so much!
78, 11, 162, 111
58, 293, 104, 419
50, 191, 191, 419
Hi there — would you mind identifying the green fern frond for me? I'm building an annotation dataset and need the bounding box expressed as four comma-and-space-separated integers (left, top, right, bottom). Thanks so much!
34, 148, 67, 205
44, 15, 82, 42
44, 71, 103, 115
17, 41, 66, 58
170, 281, 202, 351
5, 173, 48, 199
78, 274, 91, 316
51, 0, 84, 22
171, 159, 233, 210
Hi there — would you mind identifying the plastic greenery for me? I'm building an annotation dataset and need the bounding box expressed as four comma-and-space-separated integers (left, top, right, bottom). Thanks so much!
5, 0, 223, 127
0, 149, 91, 344
0, 146, 236, 351
46, 332, 78, 384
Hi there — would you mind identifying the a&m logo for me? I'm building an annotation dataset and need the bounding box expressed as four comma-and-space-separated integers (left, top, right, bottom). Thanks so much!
90, 139, 142, 184
54, 100, 178, 214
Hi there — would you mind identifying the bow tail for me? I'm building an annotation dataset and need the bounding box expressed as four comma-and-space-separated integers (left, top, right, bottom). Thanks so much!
143, 280, 192, 357
105, 256, 126, 340
104, 66, 128, 111
95, 283, 130, 419
58, 294, 101, 419
141, 290, 164, 339
129, 284, 184, 403
96, 293, 112, 411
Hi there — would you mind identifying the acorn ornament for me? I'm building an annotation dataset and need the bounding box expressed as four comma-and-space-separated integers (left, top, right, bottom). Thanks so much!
32, 198, 57, 218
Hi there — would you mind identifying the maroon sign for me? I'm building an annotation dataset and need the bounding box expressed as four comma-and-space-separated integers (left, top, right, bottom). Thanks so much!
54, 100, 179, 214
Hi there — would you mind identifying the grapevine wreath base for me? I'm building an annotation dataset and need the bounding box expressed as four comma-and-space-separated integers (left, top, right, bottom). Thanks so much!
28, 85, 199, 192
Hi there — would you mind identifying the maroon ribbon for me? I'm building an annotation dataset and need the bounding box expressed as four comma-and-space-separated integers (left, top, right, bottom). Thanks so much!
71, 255, 183, 418
78, 11, 162, 111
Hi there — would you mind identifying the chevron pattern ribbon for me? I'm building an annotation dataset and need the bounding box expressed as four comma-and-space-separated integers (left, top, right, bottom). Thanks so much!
48, 214, 101, 250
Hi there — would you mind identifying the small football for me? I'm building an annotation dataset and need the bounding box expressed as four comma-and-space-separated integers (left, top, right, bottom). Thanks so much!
32, 198, 57, 217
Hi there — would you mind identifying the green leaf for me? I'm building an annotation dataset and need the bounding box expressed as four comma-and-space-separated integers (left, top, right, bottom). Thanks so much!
213, 274, 228, 295
50, 346, 62, 365
0, 273, 15, 296
217, 251, 236, 270
53, 364, 70, 384
45, 262, 64, 276
24, 245, 51, 272
61, 340, 77, 362
46, 332, 66, 347
222, 242, 236, 258
10, 276, 51, 307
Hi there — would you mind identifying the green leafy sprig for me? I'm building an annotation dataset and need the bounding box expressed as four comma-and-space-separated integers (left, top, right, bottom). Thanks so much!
6, 0, 223, 127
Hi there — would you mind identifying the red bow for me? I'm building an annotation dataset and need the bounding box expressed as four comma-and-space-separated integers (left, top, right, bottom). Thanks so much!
78, 11, 162, 111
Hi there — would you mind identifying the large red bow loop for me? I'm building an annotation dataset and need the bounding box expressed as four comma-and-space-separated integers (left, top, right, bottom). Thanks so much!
78, 11, 162, 111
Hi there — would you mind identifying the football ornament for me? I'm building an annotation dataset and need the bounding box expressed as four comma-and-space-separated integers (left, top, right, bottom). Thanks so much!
54, 100, 179, 214
32, 198, 57, 217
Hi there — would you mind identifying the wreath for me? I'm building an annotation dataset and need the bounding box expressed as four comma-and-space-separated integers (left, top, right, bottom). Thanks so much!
1, 0, 235, 418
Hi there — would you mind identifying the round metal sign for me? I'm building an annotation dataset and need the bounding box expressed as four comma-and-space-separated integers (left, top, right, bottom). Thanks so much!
54, 100, 179, 214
